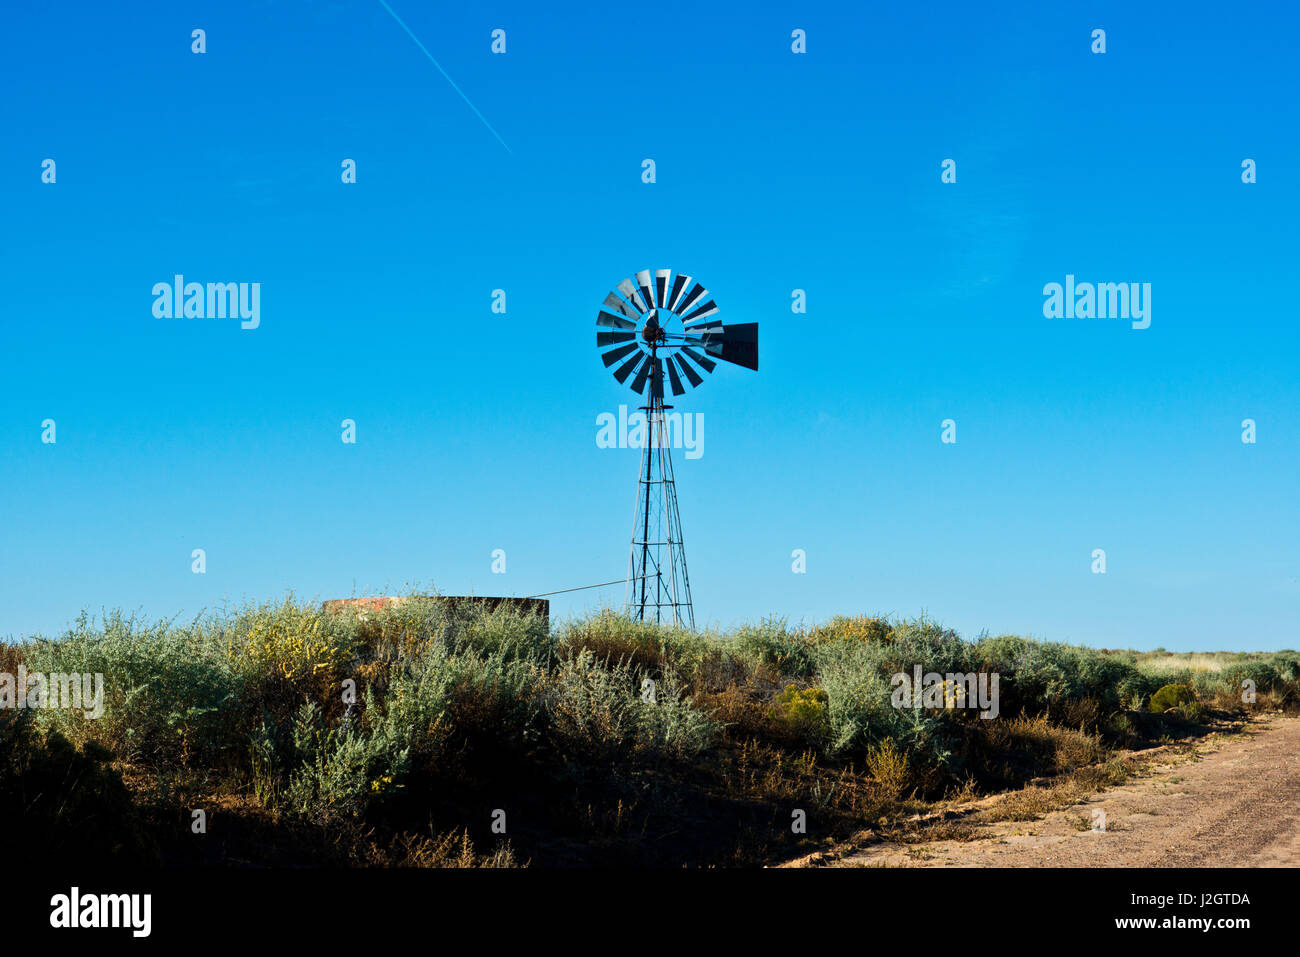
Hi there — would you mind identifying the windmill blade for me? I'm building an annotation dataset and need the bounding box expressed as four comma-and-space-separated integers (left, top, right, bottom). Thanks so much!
618, 278, 647, 313
685, 320, 751, 341
668, 273, 690, 312
682, 298, 719, 323
678, 345, 716, 374
687, 321, 758, 370
673, 353, 704, 388
636, 270, 656, 315
655, 269, 671, 308
603, 292, 639, 321
613, 351, 646, 384
676, 282, 707, 316
630, 355, 654, 394
601, 341, 640, 367
597, 308, 635, 330
597, 330, 636, 347
665, 356, 686, 396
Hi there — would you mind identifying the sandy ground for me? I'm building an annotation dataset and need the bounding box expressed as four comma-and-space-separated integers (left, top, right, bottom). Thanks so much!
832, 715, 1300, 868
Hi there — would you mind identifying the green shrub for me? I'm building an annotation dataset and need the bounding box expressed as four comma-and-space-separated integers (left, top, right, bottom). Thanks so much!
460, 603, 551, 662
383, 640, 544, 774
547, 650, 713, 765
813, 639, 949, 763
22, 610, 241, 767
879, 617, 971, 677
982, 638, 1153, 714
729, 617, 816, 677
284, 699, 410, 821
1149, 683, 1197, 713
354, 594, 458, 660
1175, 700, 1205, 721
554, 611, 666, 673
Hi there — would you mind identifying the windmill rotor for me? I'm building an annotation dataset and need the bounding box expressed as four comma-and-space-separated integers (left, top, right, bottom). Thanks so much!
595, 268, 759, 401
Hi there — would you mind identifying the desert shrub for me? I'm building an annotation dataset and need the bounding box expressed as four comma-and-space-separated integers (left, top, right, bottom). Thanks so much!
383, 641, 543, 775
1217, 661, 1286, 695
227, 598, 358, 689
772, 684, 829, 739
973, 634, 1032, 671
876, 617, 971, 677
248, 717, 284, 808
692, 644, 756, 693
1104, 711, 1141, 748
809, 615, 893, 645
694, 681, 783, 744
284, 700, 410, 821
555, 611, 666, 673
656, 626, 721, 690
0, 640, 26, 675
354, 594, 458, 660
985, 714, 1104, 773
635, 667, 717, 758
729, 617, 816, 677
985, 639, 1153, 714
1115, 670, 1158, 710
1267, 652, 1300, 683
814, 639, 949, 764
22, 610, 241, 767
547, 650, 713, 765
1149, 683, 1197, 713
865, 738, 910, 798
461, 604, 551, 662
1052, 696, 1102, 730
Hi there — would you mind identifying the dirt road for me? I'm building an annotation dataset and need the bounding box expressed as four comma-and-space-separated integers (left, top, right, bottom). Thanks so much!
836, 715, 1300, 868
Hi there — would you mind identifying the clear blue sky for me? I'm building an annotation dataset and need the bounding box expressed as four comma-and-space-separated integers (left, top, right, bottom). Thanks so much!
2, 1, 1297, 650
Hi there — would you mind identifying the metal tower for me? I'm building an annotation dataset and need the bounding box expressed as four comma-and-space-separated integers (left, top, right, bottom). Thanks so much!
626, 356, 694, 627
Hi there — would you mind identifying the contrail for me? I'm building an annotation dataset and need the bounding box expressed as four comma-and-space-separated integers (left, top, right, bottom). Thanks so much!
377, 0, 512, 154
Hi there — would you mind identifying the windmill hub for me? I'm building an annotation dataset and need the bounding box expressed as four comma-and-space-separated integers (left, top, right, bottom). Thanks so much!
594, 268, 759, 628
641, 311, 664, 346
638, 308, 680, 352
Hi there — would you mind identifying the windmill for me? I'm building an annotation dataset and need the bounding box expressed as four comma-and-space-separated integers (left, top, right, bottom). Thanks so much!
595, 268, 758, 627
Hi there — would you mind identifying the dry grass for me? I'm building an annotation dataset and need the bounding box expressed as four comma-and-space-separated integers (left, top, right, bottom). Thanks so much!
984, 713, 1106, 774
355, 828, 521, 867
0, 641, 26, 676
1140, 653, 1229, 674
979, 759, 1130, 823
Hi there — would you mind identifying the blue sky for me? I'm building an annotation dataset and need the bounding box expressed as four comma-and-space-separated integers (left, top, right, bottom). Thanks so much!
2, 1, 1297, 650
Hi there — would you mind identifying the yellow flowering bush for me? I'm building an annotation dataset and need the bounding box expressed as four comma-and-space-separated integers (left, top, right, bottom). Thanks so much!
809, 615, 893, 645
772, 683, 828, 738
231, 600, 356, 685
865, 738, 910, 798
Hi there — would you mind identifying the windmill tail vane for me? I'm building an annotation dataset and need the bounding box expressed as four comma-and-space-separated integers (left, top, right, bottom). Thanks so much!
595, 268, 758, 628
